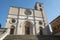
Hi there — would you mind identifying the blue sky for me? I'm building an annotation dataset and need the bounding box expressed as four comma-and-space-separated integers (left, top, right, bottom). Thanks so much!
0, 0, 60, 28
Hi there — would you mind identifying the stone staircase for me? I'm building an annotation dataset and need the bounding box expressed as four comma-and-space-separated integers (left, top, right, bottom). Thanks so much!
3, 35, 60, 40
3, 35, 38, 40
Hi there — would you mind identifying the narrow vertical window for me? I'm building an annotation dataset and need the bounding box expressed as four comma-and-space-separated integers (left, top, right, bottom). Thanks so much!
39, 4, 42, 7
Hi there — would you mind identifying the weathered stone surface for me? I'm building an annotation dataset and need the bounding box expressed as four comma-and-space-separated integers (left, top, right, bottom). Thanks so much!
3, 35, 38, 40
4, 35, 60, 40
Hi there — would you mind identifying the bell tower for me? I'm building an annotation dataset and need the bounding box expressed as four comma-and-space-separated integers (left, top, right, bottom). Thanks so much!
34, 2, 42, 10
34, 2, 49, 35
34, 2, 48, 27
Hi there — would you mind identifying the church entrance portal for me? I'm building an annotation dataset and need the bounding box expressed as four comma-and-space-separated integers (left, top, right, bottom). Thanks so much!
25, 21, 33, 35
25, 27, 30, 35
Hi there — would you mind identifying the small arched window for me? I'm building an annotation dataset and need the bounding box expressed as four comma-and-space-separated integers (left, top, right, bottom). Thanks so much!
40, 8, 43, 11
39, 4, 42, 7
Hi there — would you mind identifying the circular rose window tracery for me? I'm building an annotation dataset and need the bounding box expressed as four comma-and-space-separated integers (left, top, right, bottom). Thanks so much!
25, 9, 32, 15
9, 18, 16, 24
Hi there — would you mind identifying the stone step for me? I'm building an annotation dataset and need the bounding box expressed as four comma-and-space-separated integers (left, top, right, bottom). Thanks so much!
3, 35, 60, 40
3, 35, 38, 40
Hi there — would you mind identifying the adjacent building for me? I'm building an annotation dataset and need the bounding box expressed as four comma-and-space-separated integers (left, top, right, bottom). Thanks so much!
50, 16, 60, 35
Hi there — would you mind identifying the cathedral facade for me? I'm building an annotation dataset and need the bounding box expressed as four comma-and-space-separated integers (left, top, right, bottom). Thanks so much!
5, 2, 49, 35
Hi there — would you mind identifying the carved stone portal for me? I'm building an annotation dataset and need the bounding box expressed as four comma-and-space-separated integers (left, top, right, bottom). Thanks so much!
24, 21, 33, 35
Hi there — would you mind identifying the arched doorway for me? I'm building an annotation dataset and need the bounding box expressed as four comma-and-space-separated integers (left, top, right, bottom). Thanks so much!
24, 21, 33, 35
39, 27, 43, 35
10, 25, 15, 34
25, 27, 30, 35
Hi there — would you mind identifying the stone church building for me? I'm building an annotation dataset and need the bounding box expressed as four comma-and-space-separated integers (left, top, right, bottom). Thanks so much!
0, 2, 50, 40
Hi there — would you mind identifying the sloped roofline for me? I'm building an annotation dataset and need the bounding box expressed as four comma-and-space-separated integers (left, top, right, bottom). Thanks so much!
50, 16, 60, 24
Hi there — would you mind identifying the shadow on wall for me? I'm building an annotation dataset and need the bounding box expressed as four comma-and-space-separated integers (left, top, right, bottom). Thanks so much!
44, 25, 51, 35
37, 35, 60, 40
36, 25, 60, 40
38, 25, 51, 35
